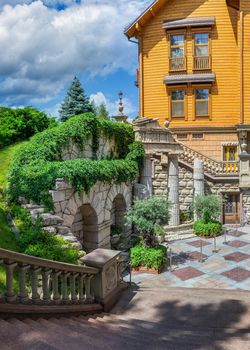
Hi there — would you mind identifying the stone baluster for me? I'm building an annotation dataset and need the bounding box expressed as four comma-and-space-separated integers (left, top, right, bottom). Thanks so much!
5, 261, 18, 302
85, 275, 94, 303
70, 273, 79, 303
168, 155, 180, 226
18, 264, 30, 303
42, 269, 52, 303
78, 274, 87, 303
52, 270, 62, 304
31, 267, 41, 303
61, 272, 70, 304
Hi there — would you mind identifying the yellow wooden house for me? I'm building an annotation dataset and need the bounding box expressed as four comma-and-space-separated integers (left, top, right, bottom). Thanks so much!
125, 0, 250, 224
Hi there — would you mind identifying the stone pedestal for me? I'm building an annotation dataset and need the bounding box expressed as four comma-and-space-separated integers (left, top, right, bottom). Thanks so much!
81, 249, 124, 312
140, 157, 153, 197
168, 155, 180, 226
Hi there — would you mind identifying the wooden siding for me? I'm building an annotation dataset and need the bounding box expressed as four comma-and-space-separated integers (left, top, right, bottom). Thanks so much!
241, 1, 250, 123
139, 0, 240, 128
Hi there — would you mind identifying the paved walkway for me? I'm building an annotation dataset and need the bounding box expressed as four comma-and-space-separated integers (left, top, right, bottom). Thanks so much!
130, 226, 250, 290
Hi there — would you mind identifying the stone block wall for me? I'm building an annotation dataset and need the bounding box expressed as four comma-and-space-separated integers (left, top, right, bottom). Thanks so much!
152, 157, 168, 196
50, 180, 133, 251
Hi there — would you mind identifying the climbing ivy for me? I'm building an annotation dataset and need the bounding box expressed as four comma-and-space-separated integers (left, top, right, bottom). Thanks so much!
7, 113, 144, 208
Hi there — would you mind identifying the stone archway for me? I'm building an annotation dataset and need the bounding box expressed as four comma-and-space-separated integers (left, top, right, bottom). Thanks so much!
71, 204, 98, 251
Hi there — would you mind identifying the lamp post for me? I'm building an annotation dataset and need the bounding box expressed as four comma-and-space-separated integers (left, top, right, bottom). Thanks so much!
112, 91, 128, 123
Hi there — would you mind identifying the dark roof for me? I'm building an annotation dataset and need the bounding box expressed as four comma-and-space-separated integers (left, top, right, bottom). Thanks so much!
164, 73, 216, 85
163, 17, 216, 30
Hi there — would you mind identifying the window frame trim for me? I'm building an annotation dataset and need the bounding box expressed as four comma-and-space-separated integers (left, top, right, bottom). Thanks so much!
192, 85, 212, 120
168, 85, 188, 121
192, 29, 212, 71
168, 30, 187, 72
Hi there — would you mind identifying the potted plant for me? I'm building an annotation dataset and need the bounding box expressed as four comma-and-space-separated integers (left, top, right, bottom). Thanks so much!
193, 194, 223, 238
125, 196, 170, 274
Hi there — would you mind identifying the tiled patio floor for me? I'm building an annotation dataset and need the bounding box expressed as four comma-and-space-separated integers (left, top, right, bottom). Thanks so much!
129, 226, 250, 290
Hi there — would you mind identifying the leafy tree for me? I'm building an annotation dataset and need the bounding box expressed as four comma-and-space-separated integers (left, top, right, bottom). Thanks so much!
59, 77, 92, 121
194, 194, 222, 223
0, 106, 56, 149
97, 102, 109, 119
125, 196, 170, 247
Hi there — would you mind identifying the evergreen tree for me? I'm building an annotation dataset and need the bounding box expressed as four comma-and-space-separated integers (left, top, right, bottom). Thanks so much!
59, 77, 92, 122
97, 102, 109, 119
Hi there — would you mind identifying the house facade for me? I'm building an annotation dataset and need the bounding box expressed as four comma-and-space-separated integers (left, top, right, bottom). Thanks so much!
125, 0, 250, 225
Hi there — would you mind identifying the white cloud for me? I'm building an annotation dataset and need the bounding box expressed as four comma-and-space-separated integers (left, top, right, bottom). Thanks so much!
90, 91, 137, 118
0, 0, 150, 105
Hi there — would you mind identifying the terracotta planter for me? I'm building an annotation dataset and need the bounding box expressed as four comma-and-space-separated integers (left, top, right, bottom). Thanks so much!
132, 265, 164, 275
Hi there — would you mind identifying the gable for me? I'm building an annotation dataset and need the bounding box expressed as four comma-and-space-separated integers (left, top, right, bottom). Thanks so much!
124, 0, 239, 39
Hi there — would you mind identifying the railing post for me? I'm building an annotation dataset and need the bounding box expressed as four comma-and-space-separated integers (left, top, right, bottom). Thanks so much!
42, 269, 52, 304
61, 272, 70, 304
81, 249, 123, 312
84, 275, 94, 303
18, 264, 30, 303
52, 270, 61, 304
78, 274, 87, 303
31, 267, 41, 303
5, 261, 18, 303
70, 273, 79, 303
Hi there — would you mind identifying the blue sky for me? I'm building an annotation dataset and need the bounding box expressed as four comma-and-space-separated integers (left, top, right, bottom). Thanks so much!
0, 0, 151, 118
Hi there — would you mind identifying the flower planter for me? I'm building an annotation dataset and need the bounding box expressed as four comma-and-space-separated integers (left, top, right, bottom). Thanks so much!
132, 265, 164, 275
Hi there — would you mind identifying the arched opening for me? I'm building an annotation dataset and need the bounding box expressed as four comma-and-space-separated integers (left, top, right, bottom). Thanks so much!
111, 194, 127, 234
71, 204, 98, 251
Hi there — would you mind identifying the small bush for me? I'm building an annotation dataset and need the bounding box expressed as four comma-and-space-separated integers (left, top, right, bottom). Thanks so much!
130, 244, 167, 270
180, 210, 193, 223
12, 207, 80, 264
111, 224, 123, 236
125, 196, 170, 247
194, 194, 222, 223
193, 219, 222, 237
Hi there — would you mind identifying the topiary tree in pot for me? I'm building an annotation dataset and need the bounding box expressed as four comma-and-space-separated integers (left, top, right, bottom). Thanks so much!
193, 194, 223, 237
125, 196, 170, 272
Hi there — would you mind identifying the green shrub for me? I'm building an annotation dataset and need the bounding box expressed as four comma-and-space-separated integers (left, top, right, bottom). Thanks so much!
0, 106, 57, 148
125, 196, 170, 247
111, 225, 123, 236
194, 194, 222, 223
7, 113, 144, 208
193, 219, 222, 237
12, 208, 80, 264
130, 244, 167, 270
180, 210, 193, 223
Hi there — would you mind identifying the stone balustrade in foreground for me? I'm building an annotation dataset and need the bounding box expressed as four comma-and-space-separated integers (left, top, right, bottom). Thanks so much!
0, 248, 123, 316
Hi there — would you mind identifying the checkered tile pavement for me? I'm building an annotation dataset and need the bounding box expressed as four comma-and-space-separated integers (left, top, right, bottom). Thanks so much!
129, 225, 250, 291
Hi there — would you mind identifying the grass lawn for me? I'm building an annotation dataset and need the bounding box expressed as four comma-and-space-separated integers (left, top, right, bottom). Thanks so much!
0, 142, 27, 291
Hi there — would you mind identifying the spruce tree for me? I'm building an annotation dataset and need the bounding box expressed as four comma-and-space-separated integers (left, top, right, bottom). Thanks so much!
97, 102, 109, 119
59, 77, 92, 122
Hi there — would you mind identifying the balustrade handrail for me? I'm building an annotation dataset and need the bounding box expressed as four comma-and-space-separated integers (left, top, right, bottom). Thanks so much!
179, 143, 239, 175
0, 248, 99, 275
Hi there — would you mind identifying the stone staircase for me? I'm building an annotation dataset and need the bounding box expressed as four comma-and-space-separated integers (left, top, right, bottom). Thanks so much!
1, 284, 250, 349
179, 143, 239, 180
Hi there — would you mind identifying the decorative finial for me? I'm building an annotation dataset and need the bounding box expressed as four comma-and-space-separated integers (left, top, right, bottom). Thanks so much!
118, 91, 124, 115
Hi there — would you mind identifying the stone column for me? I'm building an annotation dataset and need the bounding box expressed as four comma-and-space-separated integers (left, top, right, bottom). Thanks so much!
193, 159, 204, 197
193, 159, 205, 220
168, 155, 180, 226
140, 157, 152, 197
